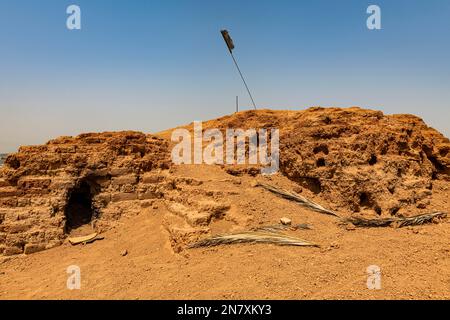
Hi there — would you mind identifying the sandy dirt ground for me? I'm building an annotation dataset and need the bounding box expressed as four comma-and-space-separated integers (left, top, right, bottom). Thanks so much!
1, 164, 449, 300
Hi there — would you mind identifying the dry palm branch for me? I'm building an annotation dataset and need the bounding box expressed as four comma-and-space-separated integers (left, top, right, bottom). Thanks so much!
344, 211, 447, 228
188, 230, 318, 249
253, 183, 447, 229
251, 223, 312, 232
255, 182, 340, 218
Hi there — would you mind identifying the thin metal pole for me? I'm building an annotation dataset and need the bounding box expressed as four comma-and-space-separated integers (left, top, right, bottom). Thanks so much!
229, 52, 257, 110
236, 96, 239, 113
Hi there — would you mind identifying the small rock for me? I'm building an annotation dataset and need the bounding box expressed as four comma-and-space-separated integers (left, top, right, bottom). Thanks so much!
121, 249, 128, 257
345, 223, 356, 231
280, 217, 292, 225
232, 179, 242, 185
140, 200, 154, 208
293, 186, 303, 194
330, 242, 340, 249
250, 180, 259, 188
416, 201, 429, 209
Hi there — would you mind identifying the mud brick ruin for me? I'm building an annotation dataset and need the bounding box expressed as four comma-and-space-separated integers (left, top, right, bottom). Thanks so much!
1, 107, 449, 256
0, 132, 172, 255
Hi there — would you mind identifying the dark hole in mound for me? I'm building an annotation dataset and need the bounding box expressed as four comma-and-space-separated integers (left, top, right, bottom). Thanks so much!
358, 192, 381, 214
359, 192, 370, 207
390, 207, 400, 216
374, 205, 382, 215
298, 177, 322, 194
313, 145, 329, 155
6, 155, 20, 169
428, 155, 446, 172
388, 185, 395, 194
316, 158, 326, 167
368, 155, 377, 166
65, 181, 96, 233
439, 148, 449, 157
398, 141, 408, 152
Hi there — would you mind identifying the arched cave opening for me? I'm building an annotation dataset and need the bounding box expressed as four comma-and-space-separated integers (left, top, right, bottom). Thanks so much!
64, 180, 98, 233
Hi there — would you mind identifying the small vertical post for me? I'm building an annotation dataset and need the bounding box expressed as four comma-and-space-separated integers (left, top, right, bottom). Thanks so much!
236, 96, 239, 113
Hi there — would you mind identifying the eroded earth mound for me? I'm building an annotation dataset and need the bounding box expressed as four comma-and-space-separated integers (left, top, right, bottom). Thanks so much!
197, 107, 450, 216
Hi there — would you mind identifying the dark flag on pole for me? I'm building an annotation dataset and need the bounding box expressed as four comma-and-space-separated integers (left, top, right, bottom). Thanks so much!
220, 29, 257, 110
221, 30, 235, 53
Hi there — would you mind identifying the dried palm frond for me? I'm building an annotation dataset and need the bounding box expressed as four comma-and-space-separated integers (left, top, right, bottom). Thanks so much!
188, 230, 318, 248
255, 182, 340, 218
252, 223, 312, 233
344, 212, 447, 228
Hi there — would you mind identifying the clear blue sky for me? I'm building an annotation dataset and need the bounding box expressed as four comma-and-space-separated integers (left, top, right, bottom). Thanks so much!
0, 0, 449, 152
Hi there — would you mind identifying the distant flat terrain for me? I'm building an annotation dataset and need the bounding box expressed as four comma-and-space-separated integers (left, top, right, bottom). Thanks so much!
0, 154, 7, 166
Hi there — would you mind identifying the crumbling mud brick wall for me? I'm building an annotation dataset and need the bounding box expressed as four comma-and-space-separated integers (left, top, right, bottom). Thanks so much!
0, 132, 171, 256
